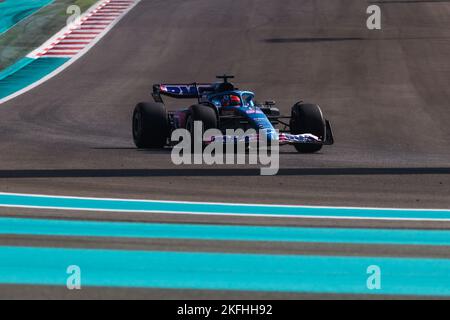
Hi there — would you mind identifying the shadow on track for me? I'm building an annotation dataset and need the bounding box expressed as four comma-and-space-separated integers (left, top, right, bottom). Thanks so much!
264, 37, 364, 43
263, 36, 450, 44
0, 167, 448, 178
370, 0, 450, 3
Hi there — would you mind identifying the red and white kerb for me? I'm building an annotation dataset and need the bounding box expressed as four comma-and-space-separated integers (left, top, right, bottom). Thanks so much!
35, 0, 136, 58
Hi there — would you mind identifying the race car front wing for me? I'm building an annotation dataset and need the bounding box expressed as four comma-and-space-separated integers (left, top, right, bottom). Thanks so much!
207, 119, 334, 146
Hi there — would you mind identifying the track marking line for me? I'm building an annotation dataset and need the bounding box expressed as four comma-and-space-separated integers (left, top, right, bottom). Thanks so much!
2, 217, 450, 246
1, 246, 450, 296
0, 192, 449, 221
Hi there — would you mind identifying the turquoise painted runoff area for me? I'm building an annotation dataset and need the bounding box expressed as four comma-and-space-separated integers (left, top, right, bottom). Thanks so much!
0, 57, 34, 80
0, 57, 69, 99
0, 0, 53, 34
3, 217, 450, 246
1, 193, 449, 220
0, 246, 449, 296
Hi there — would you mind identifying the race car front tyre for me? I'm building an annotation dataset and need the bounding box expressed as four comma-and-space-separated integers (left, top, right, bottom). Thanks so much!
290, 103, 325, 153
132, 102, 169, 148
186, 104, 218, 149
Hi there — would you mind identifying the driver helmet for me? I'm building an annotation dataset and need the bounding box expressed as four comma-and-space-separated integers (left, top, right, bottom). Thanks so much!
222, 95, 241, 107
230, 95, 241, 106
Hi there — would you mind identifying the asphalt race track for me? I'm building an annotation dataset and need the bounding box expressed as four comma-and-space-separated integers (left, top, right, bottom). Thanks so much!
0, 0, 449, 299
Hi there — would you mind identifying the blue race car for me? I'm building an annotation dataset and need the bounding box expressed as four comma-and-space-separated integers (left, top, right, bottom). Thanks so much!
132, 75, 334, 153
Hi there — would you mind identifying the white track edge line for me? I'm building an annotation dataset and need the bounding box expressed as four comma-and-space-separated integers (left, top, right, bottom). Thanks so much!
0, 191, 448, 212
0, 204, 449, 221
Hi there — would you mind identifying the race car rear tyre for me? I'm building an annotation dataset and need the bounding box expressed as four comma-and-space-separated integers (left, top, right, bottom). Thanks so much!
290, 103, 325, 153
186, 104, 218, 151
132, 102, 169, 148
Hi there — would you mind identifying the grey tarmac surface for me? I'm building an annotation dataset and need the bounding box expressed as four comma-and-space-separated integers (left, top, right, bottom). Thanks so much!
0, 0, 449, 299
1, 284, 444, 300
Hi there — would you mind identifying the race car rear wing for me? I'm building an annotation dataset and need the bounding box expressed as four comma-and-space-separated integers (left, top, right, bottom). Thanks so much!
152, 83, 214, 103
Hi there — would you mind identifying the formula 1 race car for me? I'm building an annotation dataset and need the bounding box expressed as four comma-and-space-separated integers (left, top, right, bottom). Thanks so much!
132, 75, 334, 153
